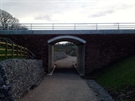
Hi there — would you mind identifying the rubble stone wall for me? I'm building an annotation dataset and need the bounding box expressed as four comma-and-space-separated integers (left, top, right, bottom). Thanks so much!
0, 59, 44, 101
54, 52, 67, 61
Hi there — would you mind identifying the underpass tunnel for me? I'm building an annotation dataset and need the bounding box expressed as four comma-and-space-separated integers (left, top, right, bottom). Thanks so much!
48, 35, 86, 76
53, 41, 77, 66
53, 41, 78, 74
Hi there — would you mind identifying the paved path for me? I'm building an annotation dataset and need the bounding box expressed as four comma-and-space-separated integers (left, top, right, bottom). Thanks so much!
17, 67, 99, 101
53, 55, 77, 68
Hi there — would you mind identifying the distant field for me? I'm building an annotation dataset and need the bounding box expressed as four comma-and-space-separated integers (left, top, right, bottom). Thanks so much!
54, 43, 77, 56
96, 56, 135, 101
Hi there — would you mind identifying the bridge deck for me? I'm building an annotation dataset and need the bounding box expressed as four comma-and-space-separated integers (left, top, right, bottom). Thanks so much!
0, 30, 135, 35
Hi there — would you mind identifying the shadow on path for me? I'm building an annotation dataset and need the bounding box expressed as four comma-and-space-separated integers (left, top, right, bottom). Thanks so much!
54, 67, 79, 75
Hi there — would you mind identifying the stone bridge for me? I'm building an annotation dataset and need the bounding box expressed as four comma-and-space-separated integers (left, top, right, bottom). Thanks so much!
0, 30, 135, 76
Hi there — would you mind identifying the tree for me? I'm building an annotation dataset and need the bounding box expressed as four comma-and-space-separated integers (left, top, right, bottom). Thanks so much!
0, 9, 27, 30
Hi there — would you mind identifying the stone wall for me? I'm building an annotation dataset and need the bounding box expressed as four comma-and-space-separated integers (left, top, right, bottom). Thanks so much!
54, 52, 67, 61
1, 34, 135, 75
0, 59, 45, 101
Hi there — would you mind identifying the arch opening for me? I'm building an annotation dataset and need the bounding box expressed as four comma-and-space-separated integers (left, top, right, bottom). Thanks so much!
48, 35, 86, 76
53, 41, 78, 74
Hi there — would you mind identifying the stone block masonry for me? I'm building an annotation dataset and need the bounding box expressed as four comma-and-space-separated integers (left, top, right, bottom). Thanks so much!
0, 59, 45, 101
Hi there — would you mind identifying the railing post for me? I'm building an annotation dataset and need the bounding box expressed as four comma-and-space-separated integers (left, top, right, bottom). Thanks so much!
96, 23, 98, 30
52, 23, 54, 30
74, 23, 76, 30
20, 46, 22, 58
118, 23, 119, 30
7, 24, 9, 30
5, 40, 8, 59
31, 23, 32, 30
12, 43, 14, 58
17, 45, 19, 57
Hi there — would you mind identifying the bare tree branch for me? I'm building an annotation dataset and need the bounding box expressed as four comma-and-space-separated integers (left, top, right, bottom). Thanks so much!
0, 9, 27, 30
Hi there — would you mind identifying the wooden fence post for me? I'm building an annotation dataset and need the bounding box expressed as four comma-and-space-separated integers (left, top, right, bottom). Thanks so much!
20, 46, 22, 58
5, 40, 8, 59
12, 43, 14, 58
17, 45, 19, 57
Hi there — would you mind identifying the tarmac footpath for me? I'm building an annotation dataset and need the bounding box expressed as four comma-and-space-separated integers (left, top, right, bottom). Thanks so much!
17, 67, 99, 101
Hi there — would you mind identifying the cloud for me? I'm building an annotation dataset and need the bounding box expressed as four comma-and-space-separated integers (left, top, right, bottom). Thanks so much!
35, 15, 51, 21
88, 3, 134, 18
89, 10, 114, 17
34, 15, 59, 22
1, 0, 135, 23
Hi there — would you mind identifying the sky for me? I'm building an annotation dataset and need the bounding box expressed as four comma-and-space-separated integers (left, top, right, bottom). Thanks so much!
0, 0, 135, 23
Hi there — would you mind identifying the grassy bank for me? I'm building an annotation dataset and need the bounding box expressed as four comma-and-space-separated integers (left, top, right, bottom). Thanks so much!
96, 56, 135, 101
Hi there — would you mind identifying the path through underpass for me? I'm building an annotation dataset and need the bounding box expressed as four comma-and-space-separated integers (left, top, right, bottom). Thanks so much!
17, 67, 99, 101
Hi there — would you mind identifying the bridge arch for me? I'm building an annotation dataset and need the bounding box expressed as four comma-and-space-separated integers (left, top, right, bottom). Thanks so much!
48, 35, 86, 76
48, 35, 86, 45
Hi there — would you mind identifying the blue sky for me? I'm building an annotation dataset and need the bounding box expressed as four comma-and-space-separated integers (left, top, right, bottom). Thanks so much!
0, 0, 135, 23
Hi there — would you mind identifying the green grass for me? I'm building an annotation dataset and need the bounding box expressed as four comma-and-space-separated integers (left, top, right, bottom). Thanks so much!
96, 56, 135, 100
0, 56, 27, 61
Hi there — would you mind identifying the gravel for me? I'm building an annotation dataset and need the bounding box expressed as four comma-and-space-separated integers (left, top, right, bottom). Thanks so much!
87, 80, 115, 101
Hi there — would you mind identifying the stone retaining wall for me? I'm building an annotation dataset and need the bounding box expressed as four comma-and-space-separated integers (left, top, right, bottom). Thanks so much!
0, 59, 45, 101
54, 52, 67, 61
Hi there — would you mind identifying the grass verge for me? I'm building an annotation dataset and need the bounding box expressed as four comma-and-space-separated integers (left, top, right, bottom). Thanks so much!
96, 56, 135, 101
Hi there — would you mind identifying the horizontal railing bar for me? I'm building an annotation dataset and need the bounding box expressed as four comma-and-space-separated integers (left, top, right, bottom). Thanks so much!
0, 54, 27, 56
0, 44, 27, 49
0, 54, 6, 56
19, 22, 135, 24
0, 42, 6, 44
0, 49, 5, 51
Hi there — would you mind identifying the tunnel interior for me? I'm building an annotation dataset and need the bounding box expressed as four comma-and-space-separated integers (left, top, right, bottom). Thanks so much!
47, 35, 86, 76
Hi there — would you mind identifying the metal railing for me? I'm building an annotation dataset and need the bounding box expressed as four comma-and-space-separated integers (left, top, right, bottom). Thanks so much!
0, 23, 135, 30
